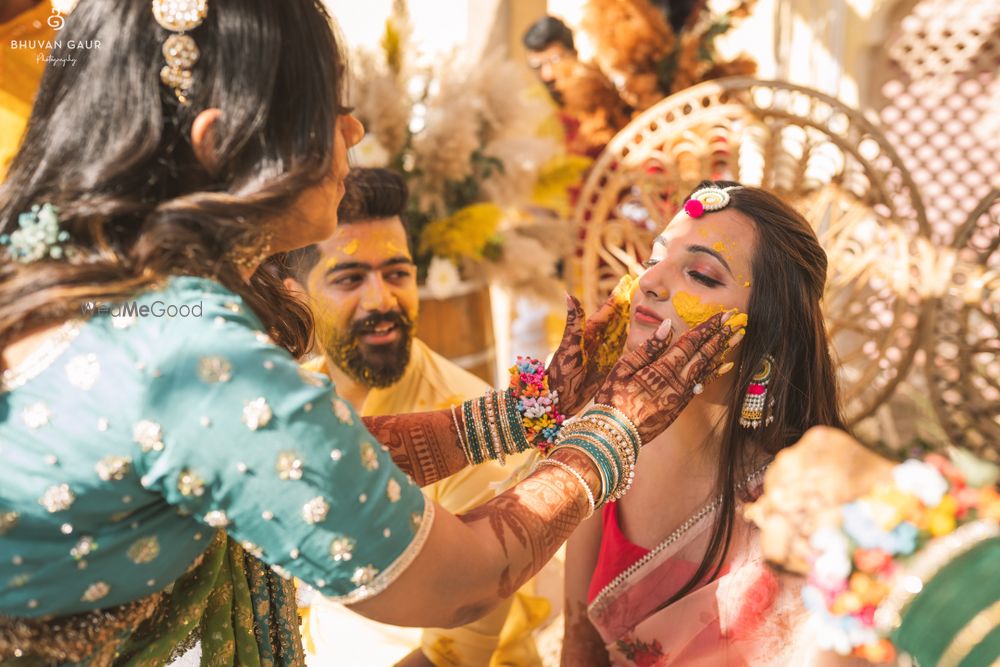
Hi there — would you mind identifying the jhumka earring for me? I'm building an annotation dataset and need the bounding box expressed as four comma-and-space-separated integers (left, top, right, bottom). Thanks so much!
152, 0, 209, 105
739, 354, 775, 429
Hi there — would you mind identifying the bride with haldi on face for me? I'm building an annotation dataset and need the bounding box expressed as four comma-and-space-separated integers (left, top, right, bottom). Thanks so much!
562, 181, 870, 666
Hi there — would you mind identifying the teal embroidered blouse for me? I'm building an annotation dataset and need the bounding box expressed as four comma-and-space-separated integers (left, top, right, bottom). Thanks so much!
0, 276, 431, 618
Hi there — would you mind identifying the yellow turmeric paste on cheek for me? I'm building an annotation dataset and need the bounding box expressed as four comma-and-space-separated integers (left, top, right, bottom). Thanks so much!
671, 291, 728, 328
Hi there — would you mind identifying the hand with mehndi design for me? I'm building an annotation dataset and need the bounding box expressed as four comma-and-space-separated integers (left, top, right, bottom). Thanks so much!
546, 275, 636, 416
594, 309, 744, 444
743, 427, 894, 574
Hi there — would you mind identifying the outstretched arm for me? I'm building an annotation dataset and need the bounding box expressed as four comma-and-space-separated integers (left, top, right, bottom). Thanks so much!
363, 281, 637, 488
363, 410, 467, 488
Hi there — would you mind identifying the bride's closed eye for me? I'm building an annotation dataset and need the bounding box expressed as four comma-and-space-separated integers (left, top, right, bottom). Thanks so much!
688, 270, 723, 288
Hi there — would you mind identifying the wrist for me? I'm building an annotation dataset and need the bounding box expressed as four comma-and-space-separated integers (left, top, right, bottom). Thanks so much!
548, 447, 604, 506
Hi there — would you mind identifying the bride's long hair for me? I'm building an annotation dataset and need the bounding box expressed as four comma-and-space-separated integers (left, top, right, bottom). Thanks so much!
663, 180, 845, 607
0, 0, 347, 360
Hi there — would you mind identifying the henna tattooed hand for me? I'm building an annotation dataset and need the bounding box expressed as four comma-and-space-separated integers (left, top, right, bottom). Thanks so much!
743, 427, 894, 574
593, 309, 744, 443
546, 275, 636, 416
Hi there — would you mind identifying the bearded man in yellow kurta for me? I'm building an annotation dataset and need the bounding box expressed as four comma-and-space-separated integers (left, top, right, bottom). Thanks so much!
280, 167, 549, 667
1, 0, 55, 179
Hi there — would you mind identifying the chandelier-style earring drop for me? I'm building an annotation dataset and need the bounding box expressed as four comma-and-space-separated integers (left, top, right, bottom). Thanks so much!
739, 354, 775, 429
152, 0, 209, 105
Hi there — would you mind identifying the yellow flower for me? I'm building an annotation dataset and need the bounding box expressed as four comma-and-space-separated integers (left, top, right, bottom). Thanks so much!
864, 485, 920, 530
419, 203, 502, 261
531, 155, 593, 216
849, 572, 889, 606
831, 591, 863, 615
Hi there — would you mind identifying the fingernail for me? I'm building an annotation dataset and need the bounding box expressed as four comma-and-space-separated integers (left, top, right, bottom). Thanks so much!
724, 312, 748, 329
718, 361, 735, 375
655, 318, 672, 340
727, 329, 745, 348
566, 293, 574, 308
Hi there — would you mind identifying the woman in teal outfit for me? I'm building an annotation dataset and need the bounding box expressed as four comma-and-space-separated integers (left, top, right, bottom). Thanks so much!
0, 0, 741, 664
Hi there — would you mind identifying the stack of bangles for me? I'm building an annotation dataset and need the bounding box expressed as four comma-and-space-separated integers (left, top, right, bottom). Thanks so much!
450, 357, 642, 517
803, 450, 1000, 666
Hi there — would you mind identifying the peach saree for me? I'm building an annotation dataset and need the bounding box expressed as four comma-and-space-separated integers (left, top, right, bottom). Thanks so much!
587, 495, 819, 666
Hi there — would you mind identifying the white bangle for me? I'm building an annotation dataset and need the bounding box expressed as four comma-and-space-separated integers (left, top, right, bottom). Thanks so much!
451, 404, 471, 464
534, 458, 596, 518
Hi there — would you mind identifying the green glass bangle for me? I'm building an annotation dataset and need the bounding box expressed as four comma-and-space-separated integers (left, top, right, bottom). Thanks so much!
463, 399, 483, 464
560, 436, 617, 495
570, 430, 622, 494
501, 388, 532, 453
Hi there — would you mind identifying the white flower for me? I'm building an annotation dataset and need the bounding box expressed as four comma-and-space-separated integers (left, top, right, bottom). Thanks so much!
349, 135, 390, 168
424, 257, 463, 299
809, 526, 852, 587
893, 459, 948, 507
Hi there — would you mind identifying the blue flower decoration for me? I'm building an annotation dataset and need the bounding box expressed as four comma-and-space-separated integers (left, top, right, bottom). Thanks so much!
841, 501, 918, 555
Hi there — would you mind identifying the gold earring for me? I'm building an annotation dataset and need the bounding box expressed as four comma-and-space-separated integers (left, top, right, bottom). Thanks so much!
152, 0, 209, 105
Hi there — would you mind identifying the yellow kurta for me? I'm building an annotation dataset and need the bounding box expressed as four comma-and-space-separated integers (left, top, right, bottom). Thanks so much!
304, 339, 549, 667
0, 1, 52, 180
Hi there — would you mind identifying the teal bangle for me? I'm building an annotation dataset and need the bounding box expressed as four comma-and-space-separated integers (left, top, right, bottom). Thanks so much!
560, 436, 617, 494
570, 431, 622, 494
553, 441, 609, 505
501, 389, 532, 453
462, 399, 483, 464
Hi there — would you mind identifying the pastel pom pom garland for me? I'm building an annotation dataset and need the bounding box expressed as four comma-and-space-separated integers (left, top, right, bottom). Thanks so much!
803, 452, 1000, 664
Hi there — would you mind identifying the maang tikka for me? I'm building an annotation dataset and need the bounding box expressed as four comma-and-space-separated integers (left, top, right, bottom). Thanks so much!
152, 0, 209, 105
739, 355, 775, 429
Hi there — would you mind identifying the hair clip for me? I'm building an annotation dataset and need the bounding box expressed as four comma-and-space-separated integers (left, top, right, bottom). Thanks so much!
683, 185, 743, 218
152, 0, 209, 105
0, 204, 72, 263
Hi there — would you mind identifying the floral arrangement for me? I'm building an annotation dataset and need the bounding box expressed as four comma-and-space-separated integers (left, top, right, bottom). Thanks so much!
582, 0, 758, 111
347, 1, 590, 301
803, 450, 1000, 663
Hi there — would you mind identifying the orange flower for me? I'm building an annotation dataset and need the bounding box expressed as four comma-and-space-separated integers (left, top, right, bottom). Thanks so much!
979, 487, 1000, 522
849, 572, 890, 606
855, 639, 896, 664
853, 548, 893, 575
831, 591, 863, 615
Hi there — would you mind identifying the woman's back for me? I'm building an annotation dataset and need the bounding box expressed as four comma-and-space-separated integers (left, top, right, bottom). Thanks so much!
0, 276, 428, 618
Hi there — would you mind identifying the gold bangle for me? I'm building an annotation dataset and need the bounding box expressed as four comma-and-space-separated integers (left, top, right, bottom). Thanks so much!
451, 404, 472, 464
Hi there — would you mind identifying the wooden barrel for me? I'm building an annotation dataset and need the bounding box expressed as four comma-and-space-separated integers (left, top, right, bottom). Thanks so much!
416, 283, 496, 384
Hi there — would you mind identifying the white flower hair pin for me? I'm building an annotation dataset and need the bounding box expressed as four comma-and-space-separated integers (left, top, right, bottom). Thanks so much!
0, 204, 73, 263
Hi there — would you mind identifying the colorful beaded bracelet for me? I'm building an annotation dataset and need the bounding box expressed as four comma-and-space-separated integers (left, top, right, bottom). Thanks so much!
509, 356, 566, 453
803, 451, 1000, 664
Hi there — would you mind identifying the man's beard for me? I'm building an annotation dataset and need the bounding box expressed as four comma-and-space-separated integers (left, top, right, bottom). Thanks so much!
321, 310, 415, 389
543, 78, 564, 106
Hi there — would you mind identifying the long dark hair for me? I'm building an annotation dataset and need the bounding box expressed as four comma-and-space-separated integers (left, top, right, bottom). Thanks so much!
664, 180, 845, 606
0, 0, 349, 357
